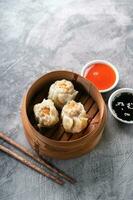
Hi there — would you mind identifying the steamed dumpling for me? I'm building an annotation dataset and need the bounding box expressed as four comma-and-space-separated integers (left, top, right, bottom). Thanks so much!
48, 79, 78, 108
61, 100, 88, 133
34, 99, 59, 128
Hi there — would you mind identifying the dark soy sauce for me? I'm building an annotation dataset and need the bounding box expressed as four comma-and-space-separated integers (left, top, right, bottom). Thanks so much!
112, 92, 133, 121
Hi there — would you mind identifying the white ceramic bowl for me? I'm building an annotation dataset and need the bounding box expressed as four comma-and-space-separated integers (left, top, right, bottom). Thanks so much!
108, 88, 133, 124
81, 60, 119, 93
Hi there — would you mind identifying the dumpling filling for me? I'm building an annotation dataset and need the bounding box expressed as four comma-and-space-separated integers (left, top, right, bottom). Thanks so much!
61, 100, 88, 133
33, 99, 59, 128
48, 79, 78, 108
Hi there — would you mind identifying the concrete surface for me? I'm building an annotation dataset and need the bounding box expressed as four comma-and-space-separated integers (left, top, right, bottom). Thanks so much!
0, 0, 133, 199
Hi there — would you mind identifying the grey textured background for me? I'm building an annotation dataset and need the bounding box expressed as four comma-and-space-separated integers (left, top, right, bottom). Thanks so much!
0, 0, 133, 199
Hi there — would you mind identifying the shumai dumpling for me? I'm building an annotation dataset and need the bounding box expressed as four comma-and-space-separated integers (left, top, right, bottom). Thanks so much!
48, 79, 78, 108
33, 99, 59, 128
61, 100, 88, 133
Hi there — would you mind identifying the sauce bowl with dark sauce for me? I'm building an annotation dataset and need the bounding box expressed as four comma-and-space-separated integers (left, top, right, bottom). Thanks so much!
108, 88, 133, 124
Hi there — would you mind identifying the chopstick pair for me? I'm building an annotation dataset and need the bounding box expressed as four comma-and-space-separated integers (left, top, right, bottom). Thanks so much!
0, 132, 76, 185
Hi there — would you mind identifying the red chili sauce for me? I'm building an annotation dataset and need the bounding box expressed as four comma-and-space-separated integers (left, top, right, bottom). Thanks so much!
84, 63, 116, 91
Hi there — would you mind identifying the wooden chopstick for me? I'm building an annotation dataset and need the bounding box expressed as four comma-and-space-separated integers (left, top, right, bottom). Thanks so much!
0, 144, 64, 185
0, 132, 76, 184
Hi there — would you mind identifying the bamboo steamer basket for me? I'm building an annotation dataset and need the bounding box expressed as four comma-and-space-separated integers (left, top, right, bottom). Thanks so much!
21, 70, 107, 159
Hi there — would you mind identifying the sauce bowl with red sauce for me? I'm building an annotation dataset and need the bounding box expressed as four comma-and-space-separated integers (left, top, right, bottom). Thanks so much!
81, 60, 119, 93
